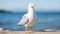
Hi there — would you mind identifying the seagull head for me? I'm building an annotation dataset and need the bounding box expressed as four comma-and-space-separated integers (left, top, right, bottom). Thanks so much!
28, 3, 37, 8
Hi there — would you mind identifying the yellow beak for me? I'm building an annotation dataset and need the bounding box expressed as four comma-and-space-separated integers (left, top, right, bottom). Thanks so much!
33, 4, 37, 7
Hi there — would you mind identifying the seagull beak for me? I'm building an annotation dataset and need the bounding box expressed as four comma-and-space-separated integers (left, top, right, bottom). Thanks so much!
33, 4, 37, 7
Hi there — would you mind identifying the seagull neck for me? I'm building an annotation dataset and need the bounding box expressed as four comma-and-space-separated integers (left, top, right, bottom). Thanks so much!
28, 7, 34, 14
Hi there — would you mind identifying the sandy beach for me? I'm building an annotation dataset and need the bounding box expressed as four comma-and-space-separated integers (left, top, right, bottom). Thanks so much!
0, 30, 60, 34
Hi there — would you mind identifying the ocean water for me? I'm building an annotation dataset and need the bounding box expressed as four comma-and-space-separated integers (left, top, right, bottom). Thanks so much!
0, 12, 60, 31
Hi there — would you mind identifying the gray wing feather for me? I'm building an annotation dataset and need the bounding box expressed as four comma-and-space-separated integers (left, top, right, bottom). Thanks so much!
18, 15, 29, 25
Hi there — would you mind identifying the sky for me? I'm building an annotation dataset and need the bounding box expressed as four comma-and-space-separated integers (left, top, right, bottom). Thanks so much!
0, 0, 60, 12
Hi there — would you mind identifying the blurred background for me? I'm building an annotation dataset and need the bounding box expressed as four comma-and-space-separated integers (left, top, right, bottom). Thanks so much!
0, 0, 60, 31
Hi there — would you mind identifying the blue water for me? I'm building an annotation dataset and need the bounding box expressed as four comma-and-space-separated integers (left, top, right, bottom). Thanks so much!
0, 12, 60, 31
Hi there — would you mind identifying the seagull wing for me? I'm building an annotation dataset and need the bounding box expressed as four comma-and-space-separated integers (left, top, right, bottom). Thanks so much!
18, 14, 29, 26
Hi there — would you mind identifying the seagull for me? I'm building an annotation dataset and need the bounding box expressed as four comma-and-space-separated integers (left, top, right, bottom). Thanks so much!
17, 3, 37, 33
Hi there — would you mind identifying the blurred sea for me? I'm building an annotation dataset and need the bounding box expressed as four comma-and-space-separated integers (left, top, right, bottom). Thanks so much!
0, 11, 60, 31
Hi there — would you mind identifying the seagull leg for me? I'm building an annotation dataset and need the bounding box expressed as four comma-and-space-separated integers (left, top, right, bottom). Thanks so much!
25, 26, 28, 33
29, 26, 34, 33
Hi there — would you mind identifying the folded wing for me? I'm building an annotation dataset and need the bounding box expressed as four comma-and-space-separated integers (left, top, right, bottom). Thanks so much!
18, 15, 29, 26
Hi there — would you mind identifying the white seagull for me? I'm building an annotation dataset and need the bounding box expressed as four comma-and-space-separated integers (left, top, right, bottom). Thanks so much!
18, 3, 37, 33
